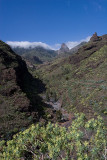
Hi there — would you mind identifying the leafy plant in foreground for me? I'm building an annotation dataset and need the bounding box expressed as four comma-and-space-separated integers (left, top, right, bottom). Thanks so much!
0, 114, 106, 160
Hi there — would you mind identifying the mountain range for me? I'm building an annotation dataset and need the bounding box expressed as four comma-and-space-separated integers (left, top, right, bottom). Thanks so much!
13, 46, 57, 65
11, 40, 88, 65
0, 32, 107, 143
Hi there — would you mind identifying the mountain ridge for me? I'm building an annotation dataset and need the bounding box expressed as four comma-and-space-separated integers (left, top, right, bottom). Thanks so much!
12, 46, 57, 64
10, 40, 89, 65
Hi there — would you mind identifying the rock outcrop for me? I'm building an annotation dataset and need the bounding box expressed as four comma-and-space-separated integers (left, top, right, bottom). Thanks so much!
69, 33, 107, 64
58, 43, 69, 54
90, 32, 100, 42
90, 32, 107, 42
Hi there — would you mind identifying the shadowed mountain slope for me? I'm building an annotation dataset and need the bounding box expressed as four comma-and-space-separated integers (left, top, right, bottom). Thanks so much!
0, 40, 48, 139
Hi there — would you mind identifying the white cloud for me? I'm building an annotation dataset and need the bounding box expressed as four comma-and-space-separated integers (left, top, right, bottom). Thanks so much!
6, 41, 53, 50
66, 41, 79, 49
51, 43, 61, 50
6, 36, 91, 50
66, 36, 91, 49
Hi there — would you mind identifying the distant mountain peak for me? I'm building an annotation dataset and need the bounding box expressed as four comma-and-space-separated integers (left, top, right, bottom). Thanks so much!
58, 43, 69, 54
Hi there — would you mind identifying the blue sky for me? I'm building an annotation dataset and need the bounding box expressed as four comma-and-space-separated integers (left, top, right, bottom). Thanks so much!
0, 0, 107, 49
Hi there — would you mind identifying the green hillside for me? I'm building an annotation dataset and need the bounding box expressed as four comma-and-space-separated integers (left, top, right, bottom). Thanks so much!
0, 34, 107, 159
0, 113, 106, 159
0, 41, 56, 139
13, 47, 57, 64
34, 35, 107, 122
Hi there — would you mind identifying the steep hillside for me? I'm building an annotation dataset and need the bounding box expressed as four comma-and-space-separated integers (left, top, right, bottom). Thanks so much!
0, 41, 55, 139
0, 35, 106, 159
13, 46, 57, 64
35, 34, 107, 122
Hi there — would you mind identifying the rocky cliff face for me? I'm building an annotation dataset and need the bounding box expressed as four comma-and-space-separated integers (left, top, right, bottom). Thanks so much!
0, 41, 46, 139
90, 32, 100, 42
90, 32, 107, 42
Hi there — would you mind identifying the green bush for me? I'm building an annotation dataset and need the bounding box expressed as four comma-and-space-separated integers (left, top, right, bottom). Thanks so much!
0, 113, 106, 160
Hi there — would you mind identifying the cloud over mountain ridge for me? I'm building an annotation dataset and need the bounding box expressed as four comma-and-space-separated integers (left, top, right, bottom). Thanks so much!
6, 36, 91, 50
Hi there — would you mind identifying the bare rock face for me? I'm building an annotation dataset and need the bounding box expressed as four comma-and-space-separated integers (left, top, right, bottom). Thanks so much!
58, 43, 69, 54
90, 32, 100, 42
90, 33, 107, 42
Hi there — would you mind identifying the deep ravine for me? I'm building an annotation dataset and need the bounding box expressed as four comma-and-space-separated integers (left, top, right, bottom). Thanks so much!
41, 95, 74, 128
